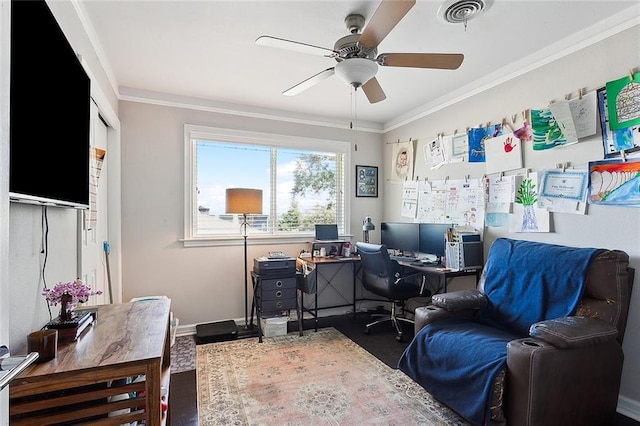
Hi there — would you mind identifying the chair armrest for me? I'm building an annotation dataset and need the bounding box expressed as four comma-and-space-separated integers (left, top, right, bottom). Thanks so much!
414, 304, 477, 334
529, 316, 618, 349
506, 336, 623, 425
431, 289, 487, 311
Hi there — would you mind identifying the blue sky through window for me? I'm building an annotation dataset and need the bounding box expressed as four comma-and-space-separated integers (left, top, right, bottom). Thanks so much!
196, 141, 335, 218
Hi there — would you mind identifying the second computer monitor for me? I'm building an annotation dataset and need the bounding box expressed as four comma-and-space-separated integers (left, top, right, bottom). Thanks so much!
380, 222, 420, 253
419, 223, 452, 260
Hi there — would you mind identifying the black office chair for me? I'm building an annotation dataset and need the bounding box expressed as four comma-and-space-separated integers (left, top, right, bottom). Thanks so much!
356, 242, 425, 342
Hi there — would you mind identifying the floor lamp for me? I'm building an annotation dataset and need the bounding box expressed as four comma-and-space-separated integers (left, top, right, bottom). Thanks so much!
226, 188, 263, 329
363, 217, 375, 243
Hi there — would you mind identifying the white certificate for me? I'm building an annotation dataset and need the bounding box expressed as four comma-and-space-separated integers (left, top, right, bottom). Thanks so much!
541, 170, 588, 201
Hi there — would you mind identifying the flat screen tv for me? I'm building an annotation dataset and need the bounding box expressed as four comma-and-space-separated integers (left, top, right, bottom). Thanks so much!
9, 0, 91, 209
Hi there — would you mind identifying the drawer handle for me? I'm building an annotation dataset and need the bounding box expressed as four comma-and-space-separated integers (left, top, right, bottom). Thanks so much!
276, 281, 283, 287
276, 301, 283, 308
275, 290, 282, 298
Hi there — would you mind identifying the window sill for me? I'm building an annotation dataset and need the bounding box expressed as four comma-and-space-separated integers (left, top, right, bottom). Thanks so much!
182, 235, 315, 248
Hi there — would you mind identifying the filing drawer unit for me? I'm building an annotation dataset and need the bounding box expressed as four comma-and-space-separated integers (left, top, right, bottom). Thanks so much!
251, 271, 298, 342
256, 276, 297, 311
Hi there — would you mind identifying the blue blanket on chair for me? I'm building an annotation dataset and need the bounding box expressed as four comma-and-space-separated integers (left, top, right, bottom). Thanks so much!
399, 238, 602, 425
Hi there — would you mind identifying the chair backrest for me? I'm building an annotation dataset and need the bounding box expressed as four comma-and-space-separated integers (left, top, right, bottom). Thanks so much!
356, 242, 399, 299
575, 250, 634, 344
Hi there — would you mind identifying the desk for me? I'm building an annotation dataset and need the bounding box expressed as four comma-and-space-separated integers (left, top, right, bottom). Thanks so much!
10, 300, 171, 426
295, 256, 481, 333
397, 261, 482, 294
296, 256, 361, 331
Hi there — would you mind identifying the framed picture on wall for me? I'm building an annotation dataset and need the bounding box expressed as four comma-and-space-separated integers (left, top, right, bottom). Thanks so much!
356, 165, 378, 197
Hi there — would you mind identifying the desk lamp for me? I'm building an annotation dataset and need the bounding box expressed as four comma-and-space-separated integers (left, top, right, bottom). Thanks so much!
362, 217, 375, 243
226, 188, 263, 329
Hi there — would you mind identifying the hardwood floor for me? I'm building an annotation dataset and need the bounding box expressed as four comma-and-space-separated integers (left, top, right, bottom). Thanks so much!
169, 313, 639, 426
169, 369, 198, 426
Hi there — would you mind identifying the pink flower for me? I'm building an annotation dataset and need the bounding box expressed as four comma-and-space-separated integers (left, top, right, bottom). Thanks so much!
42, 279, 102, 308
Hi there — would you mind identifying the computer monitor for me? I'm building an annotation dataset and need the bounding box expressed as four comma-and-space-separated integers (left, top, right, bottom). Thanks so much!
315, 224, 339, 241
380, 222, 420, 254
419, 223, 452, 260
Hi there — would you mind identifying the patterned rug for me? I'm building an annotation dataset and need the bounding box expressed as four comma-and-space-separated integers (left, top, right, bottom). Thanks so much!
171, 334, 197, 373
196, 327, 468, 425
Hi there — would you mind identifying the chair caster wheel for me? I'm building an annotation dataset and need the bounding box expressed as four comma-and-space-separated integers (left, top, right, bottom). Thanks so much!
364, 328, 370, 335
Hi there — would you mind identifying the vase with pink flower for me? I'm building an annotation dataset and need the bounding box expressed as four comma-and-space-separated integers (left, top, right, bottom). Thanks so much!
42, 279, 102, 321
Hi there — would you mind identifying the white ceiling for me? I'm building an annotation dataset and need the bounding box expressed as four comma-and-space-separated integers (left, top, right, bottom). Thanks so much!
78, 0, 640, 129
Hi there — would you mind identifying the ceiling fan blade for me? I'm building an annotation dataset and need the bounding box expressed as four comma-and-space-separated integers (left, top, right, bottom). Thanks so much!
256, 35, 336, 57
358, 0, 416, 50
362, 77, 386, 103
378, 53, 464, 70
283, 68, 335, 96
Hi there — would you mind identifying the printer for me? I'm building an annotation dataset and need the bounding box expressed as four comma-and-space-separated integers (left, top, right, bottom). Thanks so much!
253, 257, 297, 277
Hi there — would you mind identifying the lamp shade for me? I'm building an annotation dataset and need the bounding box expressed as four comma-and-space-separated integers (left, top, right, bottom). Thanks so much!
363, 216, 375, 231
225, 188, 263, 215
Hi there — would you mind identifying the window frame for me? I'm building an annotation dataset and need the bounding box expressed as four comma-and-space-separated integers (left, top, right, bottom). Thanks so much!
183, 124, 352, 247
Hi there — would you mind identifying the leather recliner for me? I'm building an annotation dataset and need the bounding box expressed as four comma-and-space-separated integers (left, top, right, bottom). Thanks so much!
409, 242, 634, 425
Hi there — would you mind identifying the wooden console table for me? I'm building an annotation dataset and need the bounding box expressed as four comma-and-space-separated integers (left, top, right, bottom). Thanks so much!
9, 299, 172, 426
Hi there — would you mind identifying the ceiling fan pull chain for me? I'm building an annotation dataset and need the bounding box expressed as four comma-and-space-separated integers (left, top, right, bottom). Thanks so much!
352, 86, 359, 150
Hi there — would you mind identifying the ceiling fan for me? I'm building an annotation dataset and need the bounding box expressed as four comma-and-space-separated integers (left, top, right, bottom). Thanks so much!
255, 0, 464, 104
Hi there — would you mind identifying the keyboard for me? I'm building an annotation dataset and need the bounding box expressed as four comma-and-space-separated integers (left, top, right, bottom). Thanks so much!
390, 255, 418, 263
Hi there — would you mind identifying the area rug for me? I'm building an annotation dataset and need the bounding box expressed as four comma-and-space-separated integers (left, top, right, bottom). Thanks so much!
171, 334, 196, 373
196, 327, 468, 425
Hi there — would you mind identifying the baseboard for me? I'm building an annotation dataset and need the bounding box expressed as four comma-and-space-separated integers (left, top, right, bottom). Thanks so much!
617, 395, 640, 421
175, 305, 368, 338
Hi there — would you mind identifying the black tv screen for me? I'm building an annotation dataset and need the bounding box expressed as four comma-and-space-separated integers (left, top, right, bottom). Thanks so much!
10, 0, 91, 209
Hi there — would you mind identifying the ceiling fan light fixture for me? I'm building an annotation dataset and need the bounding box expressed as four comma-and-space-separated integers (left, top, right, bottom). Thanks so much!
335, 58, 378, 88
437, 0, 492, 24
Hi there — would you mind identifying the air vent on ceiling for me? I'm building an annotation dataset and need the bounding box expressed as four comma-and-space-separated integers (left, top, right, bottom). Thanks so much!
438, 0, 492, 24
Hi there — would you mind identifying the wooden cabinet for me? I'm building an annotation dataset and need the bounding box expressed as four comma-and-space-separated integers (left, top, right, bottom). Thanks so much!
9, 299, 171, 426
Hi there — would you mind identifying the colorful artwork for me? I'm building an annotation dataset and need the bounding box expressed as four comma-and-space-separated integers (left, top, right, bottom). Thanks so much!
589, 159, 640, 207
467, 124, 504, 163
606, 72, 640, 130
597, 87, 640, 158
530, 108, 567, 150
485, 132, 523, 174
509, 173, 550, 232
513, 121, 532, 142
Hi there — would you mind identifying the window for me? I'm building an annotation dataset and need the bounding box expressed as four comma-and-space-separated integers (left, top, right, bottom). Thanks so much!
184, 125, 350, 244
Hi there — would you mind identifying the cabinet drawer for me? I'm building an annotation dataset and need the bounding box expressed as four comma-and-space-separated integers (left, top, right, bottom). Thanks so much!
259, 276, 296, 291
259, 286, 297, 301
258, 297, 297, 311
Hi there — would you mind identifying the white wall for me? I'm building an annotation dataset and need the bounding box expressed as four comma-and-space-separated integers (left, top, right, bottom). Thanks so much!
383, 24, 640, 412
118, 100, 383, 327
